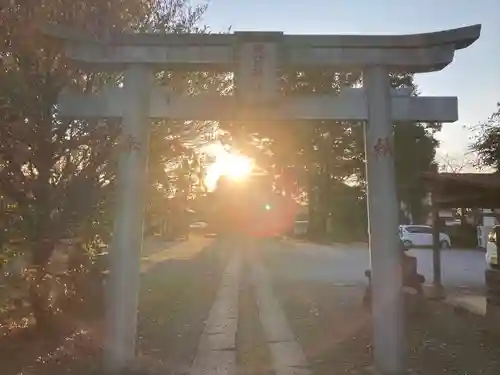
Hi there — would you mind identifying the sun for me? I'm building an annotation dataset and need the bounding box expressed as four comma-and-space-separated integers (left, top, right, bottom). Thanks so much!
203, 144, 254, 191
222, 153, 253, 180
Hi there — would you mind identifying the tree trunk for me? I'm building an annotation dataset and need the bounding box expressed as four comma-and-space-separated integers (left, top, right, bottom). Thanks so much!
460, 207, 467, 226
410, 198, 426, 225
306, 205, 317, 239
29, 279, 55, 333
29, 240, 56, 333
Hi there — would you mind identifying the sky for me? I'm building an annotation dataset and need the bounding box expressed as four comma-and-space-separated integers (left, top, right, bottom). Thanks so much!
197, 0, 499, 163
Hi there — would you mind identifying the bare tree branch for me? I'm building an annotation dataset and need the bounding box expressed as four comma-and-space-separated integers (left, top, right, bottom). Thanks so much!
438, 153, 475, 173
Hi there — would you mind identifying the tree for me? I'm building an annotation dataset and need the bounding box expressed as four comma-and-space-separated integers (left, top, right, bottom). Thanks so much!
471, 103, 500, 171
394, 121, 439, 224
438, 153, 474, 173
221, 71, 440, 239
0, 0, 140, 331
434, 153, 476, 225
0, 0, 211, 331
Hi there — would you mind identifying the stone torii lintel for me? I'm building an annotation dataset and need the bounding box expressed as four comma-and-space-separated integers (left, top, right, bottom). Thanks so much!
57, 86, 458, 122
42, 24, 481, 73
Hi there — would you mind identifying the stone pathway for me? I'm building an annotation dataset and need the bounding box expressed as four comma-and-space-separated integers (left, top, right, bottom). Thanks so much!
252, 261, 310, 375
188, 242, 310, 375
189, 252, 240, 375
446, 292, 487, 316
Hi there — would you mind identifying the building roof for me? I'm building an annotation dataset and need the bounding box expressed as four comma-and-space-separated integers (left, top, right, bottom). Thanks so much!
422, 172, 500, 208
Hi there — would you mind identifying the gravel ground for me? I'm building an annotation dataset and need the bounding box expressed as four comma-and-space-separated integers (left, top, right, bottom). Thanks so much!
270, 280, 500, 375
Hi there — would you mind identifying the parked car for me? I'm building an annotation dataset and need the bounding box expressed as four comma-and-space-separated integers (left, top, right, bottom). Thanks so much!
486, 225, 498, 267
292, 220, 308, 237
190, 221, 208, 231
398, 225, 451, 248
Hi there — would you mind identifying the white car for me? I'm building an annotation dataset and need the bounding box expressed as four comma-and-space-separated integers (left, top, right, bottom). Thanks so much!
398, 225, 451, 248
190, 221, 208, 229
486, 225, 498, 267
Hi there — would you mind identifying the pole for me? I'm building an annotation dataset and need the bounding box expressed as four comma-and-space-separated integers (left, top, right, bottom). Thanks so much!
431, 200, 443, 293
104, 64, 151, 372
364, 66, 404, 375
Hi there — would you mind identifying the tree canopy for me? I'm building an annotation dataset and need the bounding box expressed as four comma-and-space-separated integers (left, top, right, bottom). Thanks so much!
0, 0, 211, 330
471, 103, 500, 171
217, 71, 441, 238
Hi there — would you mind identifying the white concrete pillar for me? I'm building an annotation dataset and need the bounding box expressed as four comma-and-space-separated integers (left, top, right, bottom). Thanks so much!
363, 66, 404, 374
104, 64, 152, 372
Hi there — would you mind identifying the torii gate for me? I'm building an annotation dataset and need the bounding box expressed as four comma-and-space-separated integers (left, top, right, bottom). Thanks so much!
45, 24, 480, 374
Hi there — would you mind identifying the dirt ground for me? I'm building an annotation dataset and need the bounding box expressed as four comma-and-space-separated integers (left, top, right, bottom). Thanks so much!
271, 280, 500, 375
0, 239, 229, 375
3, 240, 500, 375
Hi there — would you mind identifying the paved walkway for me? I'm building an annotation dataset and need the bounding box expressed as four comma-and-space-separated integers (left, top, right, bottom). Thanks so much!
189, 251, 240, 375
446, 292, 487, 316
188, 240, 311, 375
140, 235, 212, 272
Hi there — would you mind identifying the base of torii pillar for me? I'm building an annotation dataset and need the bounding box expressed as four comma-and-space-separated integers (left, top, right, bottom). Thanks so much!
427, 283, 446, 300
361, 365, 418, 375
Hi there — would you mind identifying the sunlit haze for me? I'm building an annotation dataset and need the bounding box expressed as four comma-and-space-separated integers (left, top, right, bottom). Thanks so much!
198, 0, 500, 167
203, 144, 254, 191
